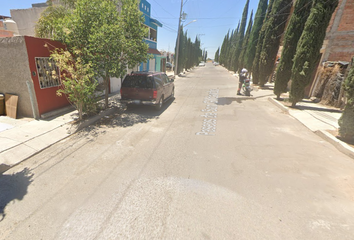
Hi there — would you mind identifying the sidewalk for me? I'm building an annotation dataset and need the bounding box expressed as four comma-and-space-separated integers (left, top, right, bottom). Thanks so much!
0, 93, 121, 174
225, 65, 354, 159
260, 83, 354, 160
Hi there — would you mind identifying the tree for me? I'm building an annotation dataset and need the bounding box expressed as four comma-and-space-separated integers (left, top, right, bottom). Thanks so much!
233, 0, 249, 72
175, 27, 185, 74
252, 0, 274, 85
228, 25, 239, 70
273, 0, 312, 99
194, 36, 202, 65
214, 47, 220, 63
244, 0, 268, 72
35, 0, 77, 38
258, 0, 293, 87
175, 30, 202, 74
50, 48, 98, 120
290, 0, 339, 106
339, 57, 354, 141
219, 31, 230, 66
36, 0, 149, 109
238, 10, 253, 71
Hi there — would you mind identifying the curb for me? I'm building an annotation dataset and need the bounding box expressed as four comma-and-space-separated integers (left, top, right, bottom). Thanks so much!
268, 97, 289, 113
268, 96, 354, 160
315, 130, 354, 159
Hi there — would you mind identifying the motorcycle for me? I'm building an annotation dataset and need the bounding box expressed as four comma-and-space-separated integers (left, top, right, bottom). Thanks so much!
242, 78, 252, 96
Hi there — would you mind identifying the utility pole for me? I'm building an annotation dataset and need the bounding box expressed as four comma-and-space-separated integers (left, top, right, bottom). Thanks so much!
174, 0, 183, 76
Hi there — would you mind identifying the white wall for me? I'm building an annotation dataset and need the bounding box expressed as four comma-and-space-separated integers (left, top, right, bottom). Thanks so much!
110, 77, 122, 93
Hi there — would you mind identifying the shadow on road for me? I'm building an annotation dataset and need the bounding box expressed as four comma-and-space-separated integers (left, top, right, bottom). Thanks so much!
80, 98, 175, 135
217, 97, 255, 105
0, 168, 33, 221
217, 94, 275, 105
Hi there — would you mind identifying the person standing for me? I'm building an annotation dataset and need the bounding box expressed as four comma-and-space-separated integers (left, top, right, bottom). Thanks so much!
237, 68, 248, 95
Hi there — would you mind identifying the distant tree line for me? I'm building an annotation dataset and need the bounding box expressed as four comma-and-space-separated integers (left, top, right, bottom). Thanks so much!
219, 0, 354, 140
175, 28, 203, 74
218, 0, 338, 105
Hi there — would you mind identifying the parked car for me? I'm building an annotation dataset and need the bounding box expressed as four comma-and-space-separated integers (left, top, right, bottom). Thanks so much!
213, 62, 219, 66
199, 61, 205, 67
166, 62, 173, 71
120, 71, 175, 110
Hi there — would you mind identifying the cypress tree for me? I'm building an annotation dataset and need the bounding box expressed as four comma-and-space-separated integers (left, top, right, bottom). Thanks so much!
233, 0, 249, 71
194, 36, 201, 66
220, 31, 230, 66
175, 27, 185, 74
215, 47, 220, 63
290, 0, 339, 106
274, 0, 312, 99
244, 0, 268, 71
339, 57, 354, 141
239, 10, 253, 71
252, 0, 274, 85
228, 27, 238, 70
258, 0, 293, 87
186, 37, 193, 69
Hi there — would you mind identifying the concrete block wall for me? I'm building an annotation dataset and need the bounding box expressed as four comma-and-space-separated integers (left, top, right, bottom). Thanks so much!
0, 36, 35, 117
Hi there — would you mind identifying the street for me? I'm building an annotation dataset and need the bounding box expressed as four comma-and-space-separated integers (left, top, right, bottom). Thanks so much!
1, 63, 354, 239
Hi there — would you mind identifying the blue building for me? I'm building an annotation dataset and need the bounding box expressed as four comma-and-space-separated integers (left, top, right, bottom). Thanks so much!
139, 0, 166, 72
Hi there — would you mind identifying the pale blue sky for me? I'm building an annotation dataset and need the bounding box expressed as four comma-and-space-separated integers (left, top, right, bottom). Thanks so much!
1, 0, 259, 58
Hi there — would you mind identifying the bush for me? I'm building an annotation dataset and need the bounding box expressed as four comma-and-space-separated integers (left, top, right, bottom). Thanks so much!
339, 57, 354, 140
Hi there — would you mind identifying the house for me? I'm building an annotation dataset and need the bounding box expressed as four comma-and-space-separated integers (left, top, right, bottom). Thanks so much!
10, 3, 48, 37
0, 36, 71, 118
0, 15, 19, 38
139, 0, 166, 72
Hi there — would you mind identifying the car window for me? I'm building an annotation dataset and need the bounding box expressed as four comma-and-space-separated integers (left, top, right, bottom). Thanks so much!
122, 75, 153, 88
153, 75, 163, 88
162, 74, 169, 84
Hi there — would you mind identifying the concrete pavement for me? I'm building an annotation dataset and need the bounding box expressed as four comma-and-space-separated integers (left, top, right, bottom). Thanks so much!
1, 68, 353, 174
0, 93, 121, 174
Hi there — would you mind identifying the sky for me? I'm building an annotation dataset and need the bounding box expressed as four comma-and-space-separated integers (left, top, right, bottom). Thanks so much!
1, 0, 260, 58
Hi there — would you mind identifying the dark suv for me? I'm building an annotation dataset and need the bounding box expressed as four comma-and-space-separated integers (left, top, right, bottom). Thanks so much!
120, 71, 175, 109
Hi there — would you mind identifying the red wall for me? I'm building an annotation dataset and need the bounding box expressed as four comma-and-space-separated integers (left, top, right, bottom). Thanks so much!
24, 36, 70, 116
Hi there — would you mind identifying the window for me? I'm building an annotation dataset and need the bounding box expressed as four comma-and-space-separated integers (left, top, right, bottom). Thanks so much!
35, 57, 60, 89
162, 74, 169, 84
153, 75, 163, 88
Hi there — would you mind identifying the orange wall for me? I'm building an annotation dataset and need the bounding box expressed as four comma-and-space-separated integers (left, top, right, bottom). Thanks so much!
24, 36, 70, 116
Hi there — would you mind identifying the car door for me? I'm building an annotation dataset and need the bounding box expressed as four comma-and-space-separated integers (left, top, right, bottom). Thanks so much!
161, 73, 172, 98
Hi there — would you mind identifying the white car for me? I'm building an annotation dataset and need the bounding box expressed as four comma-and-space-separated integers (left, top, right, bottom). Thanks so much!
199, 62, 205, 67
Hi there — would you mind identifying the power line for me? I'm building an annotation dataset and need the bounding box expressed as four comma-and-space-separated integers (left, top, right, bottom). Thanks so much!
150, 0, 177, 18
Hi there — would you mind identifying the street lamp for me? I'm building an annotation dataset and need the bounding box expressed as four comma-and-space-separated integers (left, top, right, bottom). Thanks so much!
183, 20, 197, 28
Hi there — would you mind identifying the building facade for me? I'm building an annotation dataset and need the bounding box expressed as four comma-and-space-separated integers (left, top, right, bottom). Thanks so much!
0, 16, 19, 38
0, 36, 70, 118
139, 0, 166, 72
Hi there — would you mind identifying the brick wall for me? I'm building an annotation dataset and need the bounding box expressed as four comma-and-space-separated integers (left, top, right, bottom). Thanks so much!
325, 0, 354, 62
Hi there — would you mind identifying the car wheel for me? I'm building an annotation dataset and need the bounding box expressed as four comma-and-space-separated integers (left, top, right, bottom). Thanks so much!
155, 96, 164, 110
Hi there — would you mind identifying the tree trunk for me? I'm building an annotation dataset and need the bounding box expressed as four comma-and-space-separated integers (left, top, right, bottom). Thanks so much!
105, 74, 110, 109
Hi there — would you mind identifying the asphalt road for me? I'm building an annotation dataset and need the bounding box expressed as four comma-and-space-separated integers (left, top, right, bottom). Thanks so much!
1, 63, 354, 239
